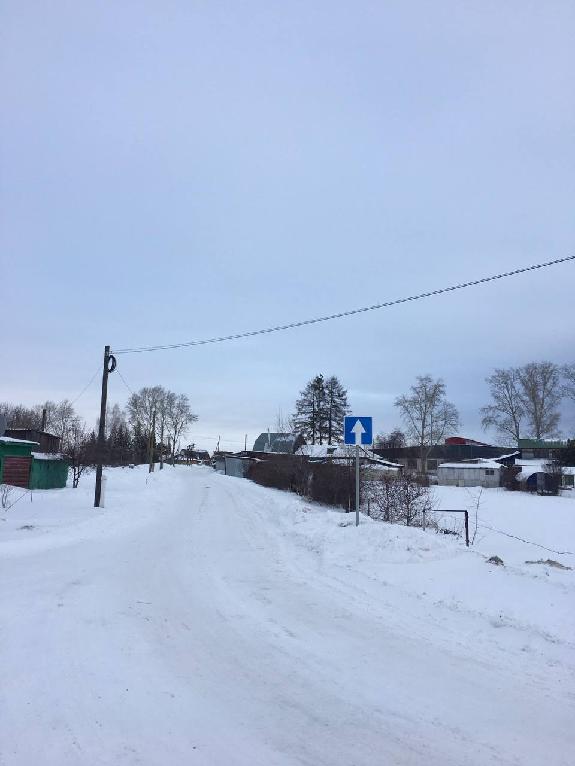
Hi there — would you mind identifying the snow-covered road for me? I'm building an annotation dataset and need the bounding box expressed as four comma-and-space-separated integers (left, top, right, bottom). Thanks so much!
1, 467, 574, 765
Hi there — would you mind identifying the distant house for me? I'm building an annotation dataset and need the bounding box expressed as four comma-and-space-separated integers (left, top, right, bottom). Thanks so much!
180, 447, 210, 463
295, 444, 401, 474
437, 460, 502, 488
518, 439, 568, 461
296, 444, 341, 460
0, 436, 68, 489
374, 437, 512, 475
444, 436, 492, 447
4, 428, 61, 454
252, 433, 306, 454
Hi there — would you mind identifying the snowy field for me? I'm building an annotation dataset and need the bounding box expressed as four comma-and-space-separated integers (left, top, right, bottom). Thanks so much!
1, 466, 574, 766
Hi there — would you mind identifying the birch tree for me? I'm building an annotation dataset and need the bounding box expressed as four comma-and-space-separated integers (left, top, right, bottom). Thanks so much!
481, 368, 525, 444
517, 361, 561, 439
166, 394, 198, 463
563, 363, 575, 403
395, 375, 459, 471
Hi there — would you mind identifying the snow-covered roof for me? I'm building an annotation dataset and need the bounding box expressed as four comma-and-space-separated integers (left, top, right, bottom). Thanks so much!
363, 462, 399, 472
515, 459, 552, 472
32, 452, 65, 461
0, 436, 39, 445
296, 444, 340, 458
252, 433, 304, 453
495, 451, 520, 460
514, 461, 575, 480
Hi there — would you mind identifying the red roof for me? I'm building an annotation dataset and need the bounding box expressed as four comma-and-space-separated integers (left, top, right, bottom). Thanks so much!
445, 436, 492, 447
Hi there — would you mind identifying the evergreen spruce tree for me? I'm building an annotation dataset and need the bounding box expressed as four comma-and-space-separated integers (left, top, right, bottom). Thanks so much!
293, 374, 349, 445
324, 375, 350, 444
293, 374, 325, 444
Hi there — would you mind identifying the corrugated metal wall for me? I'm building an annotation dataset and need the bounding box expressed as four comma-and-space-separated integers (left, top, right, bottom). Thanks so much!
29, 459, 68, 489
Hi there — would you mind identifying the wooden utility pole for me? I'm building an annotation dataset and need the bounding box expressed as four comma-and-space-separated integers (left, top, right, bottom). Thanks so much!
94, 345, 112, 508
148, 410, 156, 473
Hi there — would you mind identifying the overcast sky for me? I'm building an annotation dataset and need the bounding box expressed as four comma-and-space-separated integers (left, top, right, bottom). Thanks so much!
2, 1, 574, 450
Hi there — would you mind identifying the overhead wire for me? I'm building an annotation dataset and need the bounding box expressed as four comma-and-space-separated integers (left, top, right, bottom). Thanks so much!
111, 255, 575, 355
70, 367, 101, 405
475, 520, 574, 556
115, 368, 135, 396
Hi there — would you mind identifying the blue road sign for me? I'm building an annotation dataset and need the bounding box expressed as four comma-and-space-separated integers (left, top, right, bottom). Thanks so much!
344, 416, 373, 446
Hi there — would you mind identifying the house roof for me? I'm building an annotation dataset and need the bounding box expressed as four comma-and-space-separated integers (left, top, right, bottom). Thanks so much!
252, 432, 304, 453
296, 444, 340, 458
518, 439, 567, 449
438, 461, 501, 470
32, 451, 65, 461
0, 436, 39, 445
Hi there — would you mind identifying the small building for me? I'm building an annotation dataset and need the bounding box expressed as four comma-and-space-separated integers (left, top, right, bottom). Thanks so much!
0, 437, 68, 489
295, 444, 348, 461
437, 460, 502, 488
4, 429, 61, 454
213, 451, 235, 473
0, 436, 38, 488
374, 441, 513, 475
180, 448, 211, 463
30, 452, 69, 489
518, 439, 568, 461
252, 432, 306, 454
514, 460, 575, 493
444, 436, 492, 447
222, 454, 256, 479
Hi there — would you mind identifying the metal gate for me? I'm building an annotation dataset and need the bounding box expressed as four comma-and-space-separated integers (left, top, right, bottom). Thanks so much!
2, 456, 32, 488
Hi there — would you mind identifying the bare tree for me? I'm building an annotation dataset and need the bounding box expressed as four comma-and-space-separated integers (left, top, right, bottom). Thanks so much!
517, 362, 561, 439
44, 400, 76, 450
126, 386, 165, 442
156, 390, 172, 470
0, 403, 43, 430
465, 487, 484, 545
65, 420, 94, 488
366, 472, 433, 526
274, 407, 294, 433
374, 429, 406, 449
166, 394, 198, 464
395, 375, 459, 472
1, 484, 15, 509
563, 363, 575, 403
481, 368, 525, 444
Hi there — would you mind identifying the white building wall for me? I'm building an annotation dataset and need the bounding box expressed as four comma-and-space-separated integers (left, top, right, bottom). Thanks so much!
437, 466, 501, 488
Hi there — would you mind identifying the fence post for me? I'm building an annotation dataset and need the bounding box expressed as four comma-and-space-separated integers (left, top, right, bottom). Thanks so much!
464, 510, 469, 547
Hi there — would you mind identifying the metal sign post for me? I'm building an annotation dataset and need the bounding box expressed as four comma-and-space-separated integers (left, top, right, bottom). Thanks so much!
344, 416, 373, 527
355, 444, 360, 527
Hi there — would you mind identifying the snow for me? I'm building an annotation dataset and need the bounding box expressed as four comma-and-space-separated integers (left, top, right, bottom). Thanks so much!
438, 461, 501, 469
31, 451, 64, 461
296, 444, 340, 457
0, 436, 39, 445
1, 467, 574, 765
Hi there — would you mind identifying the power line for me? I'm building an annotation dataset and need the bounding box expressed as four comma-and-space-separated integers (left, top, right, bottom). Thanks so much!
70, 367, 101, 405
112, 255, 574, 355
4, 488, 32, 511
476, 520, 574, 556
115, 368, 135, 396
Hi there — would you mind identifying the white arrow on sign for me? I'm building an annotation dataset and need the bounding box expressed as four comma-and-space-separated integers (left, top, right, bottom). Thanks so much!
351, 419, 366, 446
